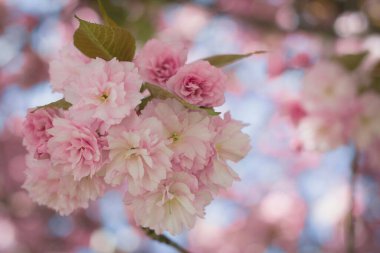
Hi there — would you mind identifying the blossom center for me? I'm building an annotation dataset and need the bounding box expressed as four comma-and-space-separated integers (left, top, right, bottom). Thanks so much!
159, 185, 177, 214
170, 132, 180, 142
124, 147, 144, 159
99, 90, 110, 102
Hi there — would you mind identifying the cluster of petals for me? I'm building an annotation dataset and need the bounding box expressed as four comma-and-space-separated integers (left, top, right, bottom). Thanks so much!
22, 44, 147, 215
22, 40, 251, 235
120, 99, 251, 234
22, 109, 108, 214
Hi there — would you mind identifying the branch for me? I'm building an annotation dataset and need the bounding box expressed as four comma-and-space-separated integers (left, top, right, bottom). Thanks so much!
142, 227, 191, 253
346, 151, 359, 253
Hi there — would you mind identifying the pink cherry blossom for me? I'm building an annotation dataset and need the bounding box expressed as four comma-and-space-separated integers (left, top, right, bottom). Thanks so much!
167, 61, 227, 107
22, 108, 62, 159
65, 58, 145, 126
47, 118, 105, 181
134, 38, 188, 87
49, 44, 90, 92
211, 112, 251, 162
105, 113, 173, 195
142, 99, 214, 172
302, 60, 358, 113
199, 113, 250, 192
199, 154, 240, 193
126, 171, 212, 235
23, 155, 106, 215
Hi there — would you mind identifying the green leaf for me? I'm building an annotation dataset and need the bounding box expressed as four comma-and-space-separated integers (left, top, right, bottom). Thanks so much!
73, 16, 136, 61
33, 98, 72, 111
140, 83, 220, 116
332, 51, 368, 71
136, 95, 154, 112
97, 0, 118, 27
202, 51, 266, 67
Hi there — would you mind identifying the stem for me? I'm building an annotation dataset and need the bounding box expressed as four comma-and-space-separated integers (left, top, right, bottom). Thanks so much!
346, 151, 359, 253
142, 227, 190, 253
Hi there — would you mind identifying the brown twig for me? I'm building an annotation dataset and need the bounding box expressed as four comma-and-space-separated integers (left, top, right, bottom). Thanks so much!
142, 227, 190, 253
346, 151, 359, 253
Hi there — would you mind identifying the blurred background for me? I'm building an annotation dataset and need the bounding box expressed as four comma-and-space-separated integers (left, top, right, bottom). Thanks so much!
1, 0, 380, 252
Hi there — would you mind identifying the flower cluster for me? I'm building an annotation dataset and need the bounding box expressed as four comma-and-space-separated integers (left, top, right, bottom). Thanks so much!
22, 39, 251, 235
282, 59, 380, 166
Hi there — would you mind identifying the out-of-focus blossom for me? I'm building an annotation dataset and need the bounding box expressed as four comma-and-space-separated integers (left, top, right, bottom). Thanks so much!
158, 4, 210, 41
296, 115, 349, 152
190, 189, 306, 253
268, 52, 287, 78
277, 95, 308, 125
301, 60, 358, 113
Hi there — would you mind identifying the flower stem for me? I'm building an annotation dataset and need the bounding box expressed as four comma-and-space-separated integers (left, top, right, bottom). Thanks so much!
346, 151, 359, 253
142, 227, 190, 253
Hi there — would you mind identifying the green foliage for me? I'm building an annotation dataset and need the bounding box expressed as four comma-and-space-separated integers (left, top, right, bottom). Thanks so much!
332, 51, 368, 71
33, 99, 72, 111
130, 16, 156, 42
73, 17, 136, 61
96, 0, 126, 26
202, 51, 266, 67
140, 83, 220, 116
97, 0, 118, 27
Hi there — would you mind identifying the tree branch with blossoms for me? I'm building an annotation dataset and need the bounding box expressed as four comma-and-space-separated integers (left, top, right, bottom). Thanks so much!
21, 1, 256, 252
